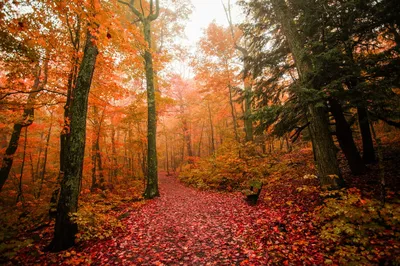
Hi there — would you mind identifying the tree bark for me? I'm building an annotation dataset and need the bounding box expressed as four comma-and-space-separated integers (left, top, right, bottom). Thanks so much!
143, 18, 159, 199
111, 124, 118, 180
47, 28, 98, 251
357, 106, 375, 163
243, 85, 253, 142
228, 84, 239, 142
207, 102, 215, 154
271, 0, 343, 189
16, 127, 28, 203
91, 133, 97, 191
36, 112, 53, 199
0, 64, 42, 192
329, 98, 366, 175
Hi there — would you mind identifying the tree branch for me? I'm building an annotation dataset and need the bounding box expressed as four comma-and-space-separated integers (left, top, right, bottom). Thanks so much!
290, 122, 310, 143
148, 0, 159, 21
118, 0, 143, 20
139, 0, 145, 16
376, 115, 400, 129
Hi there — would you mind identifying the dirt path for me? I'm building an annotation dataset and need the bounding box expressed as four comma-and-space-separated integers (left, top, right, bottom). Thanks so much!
88, 173, 262, 265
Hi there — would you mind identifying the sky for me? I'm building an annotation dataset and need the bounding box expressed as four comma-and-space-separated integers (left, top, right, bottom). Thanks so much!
185, 0, 242, 45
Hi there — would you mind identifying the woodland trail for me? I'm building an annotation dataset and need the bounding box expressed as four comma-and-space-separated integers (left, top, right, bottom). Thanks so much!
87, 173, 265, 265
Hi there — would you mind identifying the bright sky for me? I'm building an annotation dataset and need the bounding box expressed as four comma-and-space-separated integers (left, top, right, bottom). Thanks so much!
185, 0, 242, 45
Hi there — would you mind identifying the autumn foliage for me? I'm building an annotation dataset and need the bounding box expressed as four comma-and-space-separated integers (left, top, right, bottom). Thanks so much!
1, 0, 400, 264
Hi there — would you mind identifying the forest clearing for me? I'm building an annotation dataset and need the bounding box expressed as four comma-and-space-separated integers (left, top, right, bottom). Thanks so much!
1, 0, 400, 265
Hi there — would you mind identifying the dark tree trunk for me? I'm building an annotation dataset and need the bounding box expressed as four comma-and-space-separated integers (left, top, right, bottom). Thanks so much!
47, 28, 98, 252
143, 19, 159, 199
308, 106, 345, 188
344, 51, 376, 163
329, 98, 366, 175
357, 106, 375, 163
49, 19, 81, 218
271, 0, 344, 189
243, 85, 253, 142
36, 113, 53, 199
16, 127, 28, 203
35, 132, 44, 184
0, 65, 41, 192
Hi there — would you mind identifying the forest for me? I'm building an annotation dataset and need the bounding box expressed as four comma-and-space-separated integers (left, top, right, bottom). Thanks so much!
0, 0, 399, 264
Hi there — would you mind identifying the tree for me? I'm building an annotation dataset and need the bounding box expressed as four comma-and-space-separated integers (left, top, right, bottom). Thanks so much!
119, 0, 161, 199
0, 56, 49, 192
222, 0, 253, 142
194, 23, 241, 143
47, 26, 99, 251
242, 0, 345, 189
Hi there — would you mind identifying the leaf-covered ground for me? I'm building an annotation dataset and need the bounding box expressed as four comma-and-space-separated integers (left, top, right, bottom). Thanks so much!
7, 172, 325, 265
6, 145, 400, 266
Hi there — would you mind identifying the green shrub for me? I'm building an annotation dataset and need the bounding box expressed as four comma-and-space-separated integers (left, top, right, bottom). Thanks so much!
316, 188, 400, 264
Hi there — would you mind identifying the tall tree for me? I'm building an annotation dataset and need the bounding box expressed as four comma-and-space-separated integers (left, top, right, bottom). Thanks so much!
47, 27, 99, 251
0, 55, 49, 191
222, 0, 253, 142
119, 0, 160, 199
244, 0, 345, 189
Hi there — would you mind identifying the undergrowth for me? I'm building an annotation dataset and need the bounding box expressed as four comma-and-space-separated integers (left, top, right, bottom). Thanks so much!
0, 180, 144, 264
178, 140, 400, 264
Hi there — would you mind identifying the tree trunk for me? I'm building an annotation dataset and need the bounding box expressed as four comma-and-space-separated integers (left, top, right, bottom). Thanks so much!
35, 132, 44, 184
271, 0, 343, 189
344, 54, 375, 163
198, 122, 204, 157
357, 106, 375, 163
165, 132, 169, 175
95, 138, 105, 186
243, 85, 253, 142
16, 127, 28, 203
49, 21, 81, 218
0, 65, 42, 192
183, 119, 192, 158
208, 102, 215, 154
111, 124, 118, 180
90, 105, 105, 190
47, 28, 98, 252
37, 112, 53, 199
308, 105, 344, 188
143, 19, 159, 199
329, 98, 366, 175
228, 84, 239, 142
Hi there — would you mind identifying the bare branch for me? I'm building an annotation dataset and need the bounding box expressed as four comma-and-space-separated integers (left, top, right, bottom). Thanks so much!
139, 0, 145, 16
118, 0, 143, 20
290, 122, 310, 143
148, 0, 159, 21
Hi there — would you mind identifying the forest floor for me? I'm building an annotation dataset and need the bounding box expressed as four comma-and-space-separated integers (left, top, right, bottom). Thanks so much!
9, 173, 295, 265
5, 140, 400, 265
